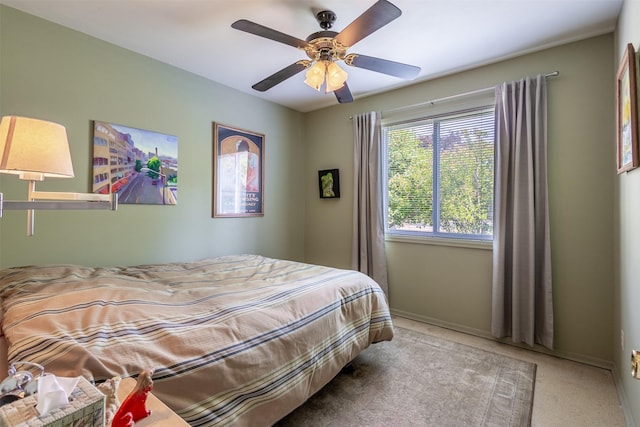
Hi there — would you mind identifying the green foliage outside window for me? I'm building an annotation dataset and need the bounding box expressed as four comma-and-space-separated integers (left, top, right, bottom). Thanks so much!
387, 128, 433, 230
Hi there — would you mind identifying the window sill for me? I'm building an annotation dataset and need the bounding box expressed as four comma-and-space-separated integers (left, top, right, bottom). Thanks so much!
385, 233, 493, 250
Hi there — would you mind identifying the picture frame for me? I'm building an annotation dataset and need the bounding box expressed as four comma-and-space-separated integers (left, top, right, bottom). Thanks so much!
213, 122, 264, 217
318, 169, 340, 198
92, 121, 178, 205
616, 43, 639, 174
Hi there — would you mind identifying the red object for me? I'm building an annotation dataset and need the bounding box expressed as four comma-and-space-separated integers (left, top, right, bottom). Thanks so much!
112, 370, 153, 427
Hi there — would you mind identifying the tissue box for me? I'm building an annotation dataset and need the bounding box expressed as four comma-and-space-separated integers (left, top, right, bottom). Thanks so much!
0, 377, 105, 427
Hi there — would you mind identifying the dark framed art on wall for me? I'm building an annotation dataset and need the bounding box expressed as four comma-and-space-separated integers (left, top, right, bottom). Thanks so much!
318, 169, 340, 198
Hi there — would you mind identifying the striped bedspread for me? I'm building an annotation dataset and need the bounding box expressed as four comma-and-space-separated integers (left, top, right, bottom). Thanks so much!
0, 254, 393, 426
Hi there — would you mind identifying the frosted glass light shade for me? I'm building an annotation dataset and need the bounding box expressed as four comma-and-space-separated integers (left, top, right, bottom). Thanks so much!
0, 116, 74, 180
325, 62, 348, 92
304, 62, 326, 91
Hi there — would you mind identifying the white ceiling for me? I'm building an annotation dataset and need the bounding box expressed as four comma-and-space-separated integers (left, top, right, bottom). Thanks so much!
0, 0, 623, 112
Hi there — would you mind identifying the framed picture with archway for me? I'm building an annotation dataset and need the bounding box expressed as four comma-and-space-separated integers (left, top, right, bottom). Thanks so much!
213, 122, 264, 217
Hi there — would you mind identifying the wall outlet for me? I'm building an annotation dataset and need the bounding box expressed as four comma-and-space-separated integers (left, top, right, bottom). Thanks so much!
621, 329, 625, 352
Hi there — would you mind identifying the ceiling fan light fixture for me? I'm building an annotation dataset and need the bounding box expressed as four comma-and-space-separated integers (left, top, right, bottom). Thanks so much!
304, 62, 326, 91
325, 61, 348, 92
234, 0, 419, 104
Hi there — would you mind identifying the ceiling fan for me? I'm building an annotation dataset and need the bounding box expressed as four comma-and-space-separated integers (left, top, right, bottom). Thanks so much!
231, 0, 421, 103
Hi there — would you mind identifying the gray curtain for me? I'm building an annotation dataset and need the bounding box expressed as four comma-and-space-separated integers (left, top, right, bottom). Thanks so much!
492, 75, 554, 350
352, 111, 388, 295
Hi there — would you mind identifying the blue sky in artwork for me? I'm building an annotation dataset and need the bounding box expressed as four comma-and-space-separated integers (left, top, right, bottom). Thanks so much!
111, 124, 178, 159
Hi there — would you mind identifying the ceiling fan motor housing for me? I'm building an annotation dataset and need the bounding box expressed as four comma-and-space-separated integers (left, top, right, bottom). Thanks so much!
316, 10, 336, 30
304, 31, 346, 62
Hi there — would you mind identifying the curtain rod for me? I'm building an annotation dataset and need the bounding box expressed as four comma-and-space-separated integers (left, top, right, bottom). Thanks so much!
349, 71, 559, 119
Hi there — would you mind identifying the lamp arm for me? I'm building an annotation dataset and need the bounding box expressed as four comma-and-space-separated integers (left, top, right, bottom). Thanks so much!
0, 190, 118, 236
0, 195, 117, 211
30, 190, 113, 202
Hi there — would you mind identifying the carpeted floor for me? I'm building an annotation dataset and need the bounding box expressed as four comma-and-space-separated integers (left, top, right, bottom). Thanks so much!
276, 326, 536, 427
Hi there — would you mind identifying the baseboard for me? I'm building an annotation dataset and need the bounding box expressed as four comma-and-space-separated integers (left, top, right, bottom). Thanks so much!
612, 364, 637, 427
390, 308, 614, 370
390, 308, 490, 340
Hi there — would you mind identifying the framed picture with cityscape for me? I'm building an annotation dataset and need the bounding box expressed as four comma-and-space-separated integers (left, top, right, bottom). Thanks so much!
616, 43, 639, 174
318, 169, 340, 199
212, 122, 264, 217
92, 121, 178, 204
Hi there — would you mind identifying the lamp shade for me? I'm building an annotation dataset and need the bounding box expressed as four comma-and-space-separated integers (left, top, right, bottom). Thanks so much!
0, 116, 74, 180
304, 62, 326, 91
325, 62, 348, 92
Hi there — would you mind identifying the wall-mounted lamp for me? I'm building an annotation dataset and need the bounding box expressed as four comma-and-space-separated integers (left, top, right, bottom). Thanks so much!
0, 116, 117, 236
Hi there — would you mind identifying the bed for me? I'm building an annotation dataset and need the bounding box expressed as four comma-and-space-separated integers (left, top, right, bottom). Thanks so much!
0, 254, 393, 426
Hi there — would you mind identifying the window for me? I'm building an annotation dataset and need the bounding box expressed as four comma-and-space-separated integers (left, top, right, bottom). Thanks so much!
383, 102, 495, 241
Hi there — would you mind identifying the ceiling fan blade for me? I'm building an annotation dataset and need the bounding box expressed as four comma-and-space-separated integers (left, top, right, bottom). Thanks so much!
334, 83, 354, 103
252, 61, 310, 92
232, 19, 311, 50
345, 53, 420, 79
335, 0, 401, 48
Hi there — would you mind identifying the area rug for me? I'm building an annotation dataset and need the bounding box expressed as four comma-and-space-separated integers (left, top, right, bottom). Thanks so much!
276, 326, 536, 427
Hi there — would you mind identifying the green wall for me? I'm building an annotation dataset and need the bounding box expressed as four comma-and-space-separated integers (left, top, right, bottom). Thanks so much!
615, 1, 640, 424
303, 35, 616, 368
0, 6, 305, 267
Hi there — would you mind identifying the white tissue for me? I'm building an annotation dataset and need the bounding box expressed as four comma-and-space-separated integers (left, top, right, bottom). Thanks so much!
35, 374, 80, 416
